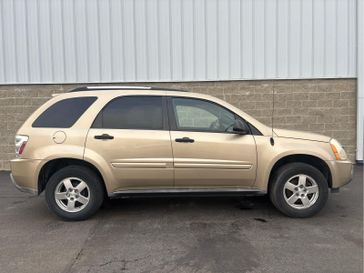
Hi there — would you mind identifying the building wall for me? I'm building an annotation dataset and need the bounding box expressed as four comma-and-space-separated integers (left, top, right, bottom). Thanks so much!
0, 79, 356, 170
0, 0, 357, 84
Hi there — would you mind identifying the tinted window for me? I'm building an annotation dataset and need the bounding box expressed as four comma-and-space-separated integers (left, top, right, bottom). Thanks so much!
32, 97, 97, 128
93, 96, 163, 130
172, 98, 236, 133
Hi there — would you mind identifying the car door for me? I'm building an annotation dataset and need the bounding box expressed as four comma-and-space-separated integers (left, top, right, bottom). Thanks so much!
168, 97, 257, 188
85, 95, 174, 192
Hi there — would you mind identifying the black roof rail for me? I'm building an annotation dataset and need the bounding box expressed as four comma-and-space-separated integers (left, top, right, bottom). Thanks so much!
69, 86, 187, 92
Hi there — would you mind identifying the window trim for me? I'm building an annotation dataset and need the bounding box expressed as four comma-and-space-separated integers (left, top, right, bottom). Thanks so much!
91, 95, 169, 131
167, 96, 261, 135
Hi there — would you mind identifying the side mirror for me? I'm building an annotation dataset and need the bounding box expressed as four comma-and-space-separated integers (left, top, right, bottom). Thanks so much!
232, 119, 250, 135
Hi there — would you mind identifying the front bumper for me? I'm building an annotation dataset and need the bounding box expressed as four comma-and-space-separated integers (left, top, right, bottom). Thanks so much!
327, 160, 354, 189
10, 158, 41, 195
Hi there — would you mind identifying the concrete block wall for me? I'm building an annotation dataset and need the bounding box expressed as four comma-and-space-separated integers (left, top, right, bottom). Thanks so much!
0, 79, 357, 170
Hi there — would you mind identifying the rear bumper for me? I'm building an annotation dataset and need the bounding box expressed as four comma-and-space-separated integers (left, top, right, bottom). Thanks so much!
10, 158, 41, 195
10, 173, 37, 195
327, 160, 354, 189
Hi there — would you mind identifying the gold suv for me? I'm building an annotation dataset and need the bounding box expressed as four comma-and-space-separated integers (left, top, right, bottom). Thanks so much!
10, 86, 353, 220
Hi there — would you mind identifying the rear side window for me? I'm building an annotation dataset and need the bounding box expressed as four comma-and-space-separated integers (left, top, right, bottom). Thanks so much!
32, 97, 97, 128
92, 96, 163, 130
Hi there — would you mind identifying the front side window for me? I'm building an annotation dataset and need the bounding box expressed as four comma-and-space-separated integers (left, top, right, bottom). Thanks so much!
32, 97, 97, 128
171, 97, 237, 133
93, 96, 163, 130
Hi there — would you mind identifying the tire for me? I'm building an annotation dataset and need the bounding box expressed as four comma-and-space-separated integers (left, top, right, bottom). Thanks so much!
45, 165, 104, 221
269, 162, 328, 218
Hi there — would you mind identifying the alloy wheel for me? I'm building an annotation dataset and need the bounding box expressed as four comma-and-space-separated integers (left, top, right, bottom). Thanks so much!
283, 174, 319, 210
54, 177, 90, 213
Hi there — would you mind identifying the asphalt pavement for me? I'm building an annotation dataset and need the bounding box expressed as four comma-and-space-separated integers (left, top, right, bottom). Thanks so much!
0, 166, 362, 273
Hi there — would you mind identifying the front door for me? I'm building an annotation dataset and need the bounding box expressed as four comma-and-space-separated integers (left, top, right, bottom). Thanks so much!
85, 95, 173, 192
168, 97, 257, 188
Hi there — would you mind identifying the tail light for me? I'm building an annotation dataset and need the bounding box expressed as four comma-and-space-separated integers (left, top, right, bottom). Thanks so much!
15, 135, 29, 158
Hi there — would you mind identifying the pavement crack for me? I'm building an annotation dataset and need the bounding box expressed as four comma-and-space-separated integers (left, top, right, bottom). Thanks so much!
61, 217, 104, 273
99, 255, 150, 267
80, 255, 152, 272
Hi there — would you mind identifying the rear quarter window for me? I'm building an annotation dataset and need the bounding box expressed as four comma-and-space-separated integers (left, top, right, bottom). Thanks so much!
32, 97, 97, 128
92, 96, 164, 130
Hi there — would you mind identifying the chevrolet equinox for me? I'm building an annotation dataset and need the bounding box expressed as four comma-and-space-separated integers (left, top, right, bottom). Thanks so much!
10, 86, 353, 220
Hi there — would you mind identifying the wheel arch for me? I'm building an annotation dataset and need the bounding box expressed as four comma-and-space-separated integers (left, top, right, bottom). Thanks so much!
38, 158, 107, 195
268, 154, 333, 191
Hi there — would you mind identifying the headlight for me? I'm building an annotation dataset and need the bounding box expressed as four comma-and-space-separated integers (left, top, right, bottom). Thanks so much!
330, 138, 347, 161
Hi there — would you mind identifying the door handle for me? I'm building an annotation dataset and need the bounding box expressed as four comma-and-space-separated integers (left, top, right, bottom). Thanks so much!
94, 134, 114, 140
175, 137, 194, 143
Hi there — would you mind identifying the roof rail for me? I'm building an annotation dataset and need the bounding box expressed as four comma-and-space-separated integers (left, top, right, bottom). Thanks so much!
69, 86, 187, 92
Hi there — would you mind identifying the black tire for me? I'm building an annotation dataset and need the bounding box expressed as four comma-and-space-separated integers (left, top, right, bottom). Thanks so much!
269, 162, 328, 218
45, 166, 104, 221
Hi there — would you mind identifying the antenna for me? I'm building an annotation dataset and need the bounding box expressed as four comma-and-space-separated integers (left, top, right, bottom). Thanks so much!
270, 86, 275, 146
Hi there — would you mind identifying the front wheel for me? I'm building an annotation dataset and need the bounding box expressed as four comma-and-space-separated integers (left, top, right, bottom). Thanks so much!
269, 162, 328, 218
45, 166, 104, 221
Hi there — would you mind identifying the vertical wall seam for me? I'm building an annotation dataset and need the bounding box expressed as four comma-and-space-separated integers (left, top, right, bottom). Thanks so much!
346, 0, 350, 76
204, 0, 207, 79
240, 0, 244, 78
168, 0, 173, 80
354, 0, 357, 74
12, 1, 18, 82
192, 0, 195, 80
72, 0, 78, 81
48, 0, 54, 82
109, 0, 114, 80
323, 0, 326, 76
107, 0, 112, 81
132, 0, 137, 81
157, 0, 162, 80
216, 0, 219, 79
287, 0, 291, 78
227, 0, 231, 79
263, 0, 266, 78
85, 0, 90, 82
299, 0, 303, 77
121, 0, 126, 81
335, 0, 338, 76
96, 0, 102, 81
252, 0, 255, 78
60, 1, 66, 82
145, 0, 149, 80
180, 0, 184, 80
36, 0, 41, 81
25, 0, 31, 81
0, 1, 4, 81
275, 0, 279, 78
311, 0, 315, 77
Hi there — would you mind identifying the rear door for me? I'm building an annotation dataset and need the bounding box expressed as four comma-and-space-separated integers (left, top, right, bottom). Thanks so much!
168, 97, 257, 188
85, 95, 174, 192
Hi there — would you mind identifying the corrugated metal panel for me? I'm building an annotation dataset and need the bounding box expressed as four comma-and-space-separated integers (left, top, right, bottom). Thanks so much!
0, 0, 357, 84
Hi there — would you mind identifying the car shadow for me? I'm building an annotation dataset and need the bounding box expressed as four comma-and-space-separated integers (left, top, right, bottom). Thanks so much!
97, 195, 278, 218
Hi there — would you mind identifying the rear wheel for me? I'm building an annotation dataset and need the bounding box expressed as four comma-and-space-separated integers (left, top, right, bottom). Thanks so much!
269, 162, 328, 218
45, 166, 104, 221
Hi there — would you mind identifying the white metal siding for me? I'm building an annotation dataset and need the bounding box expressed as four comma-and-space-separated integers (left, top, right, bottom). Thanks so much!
0, 0, 357, 84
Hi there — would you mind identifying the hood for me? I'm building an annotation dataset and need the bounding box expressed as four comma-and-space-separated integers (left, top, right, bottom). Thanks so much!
273, 128, 331, 143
